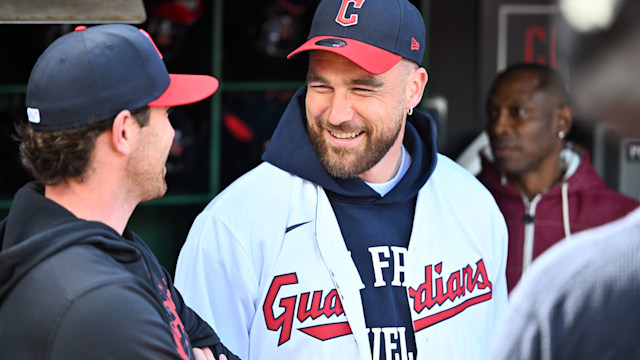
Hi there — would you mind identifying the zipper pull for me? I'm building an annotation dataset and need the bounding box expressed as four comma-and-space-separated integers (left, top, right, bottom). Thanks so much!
522, 214, 534, 224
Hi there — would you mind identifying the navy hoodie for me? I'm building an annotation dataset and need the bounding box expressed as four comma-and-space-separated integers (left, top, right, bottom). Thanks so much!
0, 182, 237, 359
262, 87, 437, 358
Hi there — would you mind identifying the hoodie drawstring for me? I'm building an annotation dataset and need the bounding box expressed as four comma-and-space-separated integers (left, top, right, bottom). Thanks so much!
561, 182, 571, 239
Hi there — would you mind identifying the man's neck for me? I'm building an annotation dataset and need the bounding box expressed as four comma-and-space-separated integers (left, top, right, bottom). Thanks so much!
45, 179, 137, 235
359, 128, 406, 184
506, 154, 565, 200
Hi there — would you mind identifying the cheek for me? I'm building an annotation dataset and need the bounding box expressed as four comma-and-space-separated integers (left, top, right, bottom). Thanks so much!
520, 126, 558, 156
305, 93, 328, 119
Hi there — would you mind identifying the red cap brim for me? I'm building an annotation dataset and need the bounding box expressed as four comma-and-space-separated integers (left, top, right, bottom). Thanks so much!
148, 74, 219, 107
287, 36, 402, 75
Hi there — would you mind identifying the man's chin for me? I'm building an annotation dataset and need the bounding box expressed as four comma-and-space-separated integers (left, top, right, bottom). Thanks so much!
139, 183, 168, 203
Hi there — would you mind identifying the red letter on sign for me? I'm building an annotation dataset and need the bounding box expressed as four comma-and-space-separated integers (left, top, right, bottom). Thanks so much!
524, 25, 558, 69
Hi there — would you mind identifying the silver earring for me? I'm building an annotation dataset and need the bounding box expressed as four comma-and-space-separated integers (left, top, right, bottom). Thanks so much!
558, 131, 565, 139
407, 107, 413, 116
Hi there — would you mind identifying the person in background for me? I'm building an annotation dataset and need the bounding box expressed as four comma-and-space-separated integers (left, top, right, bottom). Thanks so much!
0, 24, 237, 360
476, 62, 638, 292
489, 2, 640, 357
174, 0, 508, 359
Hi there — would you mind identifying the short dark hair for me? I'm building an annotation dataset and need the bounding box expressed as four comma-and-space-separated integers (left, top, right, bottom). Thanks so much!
16, 106, 150, 185
487, 63, 571, 110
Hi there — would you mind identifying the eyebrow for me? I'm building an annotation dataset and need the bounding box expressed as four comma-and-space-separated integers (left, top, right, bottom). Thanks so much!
306, 73, 384, 88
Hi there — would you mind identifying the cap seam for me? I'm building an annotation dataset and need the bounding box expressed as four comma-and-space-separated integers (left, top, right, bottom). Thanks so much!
394, 0, 403, 58
81, 31, 107, 124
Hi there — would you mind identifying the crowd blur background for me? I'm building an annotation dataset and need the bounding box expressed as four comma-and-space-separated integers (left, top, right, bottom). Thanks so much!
0, 0, 637, 272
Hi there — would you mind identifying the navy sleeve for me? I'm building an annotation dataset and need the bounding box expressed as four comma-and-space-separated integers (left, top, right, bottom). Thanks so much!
50, 279, 193, 360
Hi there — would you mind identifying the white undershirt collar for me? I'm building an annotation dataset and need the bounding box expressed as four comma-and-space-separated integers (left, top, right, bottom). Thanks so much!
366, 145, 412, 197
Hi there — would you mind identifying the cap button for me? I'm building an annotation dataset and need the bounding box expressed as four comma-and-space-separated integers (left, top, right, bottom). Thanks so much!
74, 25, 87, 32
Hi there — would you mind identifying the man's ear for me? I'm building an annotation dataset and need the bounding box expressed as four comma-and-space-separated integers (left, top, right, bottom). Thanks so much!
406, 67, 429, 110
556, 104, 573, 135
111, 109, 135, 155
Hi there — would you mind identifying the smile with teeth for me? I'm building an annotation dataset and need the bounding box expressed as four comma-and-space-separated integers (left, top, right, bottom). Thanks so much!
329, 130, 363, 139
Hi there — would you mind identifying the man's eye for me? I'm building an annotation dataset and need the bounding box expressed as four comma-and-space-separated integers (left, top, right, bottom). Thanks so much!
510, 107, 527, 118
354, 87, 373, 93
308, 84, 330, 91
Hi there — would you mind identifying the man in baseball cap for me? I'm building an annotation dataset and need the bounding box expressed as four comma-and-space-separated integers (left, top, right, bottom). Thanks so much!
0, 24, 237, 360
175, 1, 508, 359
287, 0, 425, 74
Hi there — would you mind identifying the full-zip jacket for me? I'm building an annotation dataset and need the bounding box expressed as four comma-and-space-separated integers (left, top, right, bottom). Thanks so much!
477, 145, 639, 292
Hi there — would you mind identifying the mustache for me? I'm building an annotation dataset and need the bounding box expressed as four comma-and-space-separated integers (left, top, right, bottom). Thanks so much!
490, 136, 519, 148
311, 117, 369, 133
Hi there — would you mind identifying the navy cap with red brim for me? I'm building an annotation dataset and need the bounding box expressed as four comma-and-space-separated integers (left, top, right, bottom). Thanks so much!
148, 74, 219, 107
287, 35, 402, 75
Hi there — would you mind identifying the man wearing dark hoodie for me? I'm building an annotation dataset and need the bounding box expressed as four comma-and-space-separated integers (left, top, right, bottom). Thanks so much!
477, 63, 639, 292
174, 1, 508, 360
0, 24, 238, 360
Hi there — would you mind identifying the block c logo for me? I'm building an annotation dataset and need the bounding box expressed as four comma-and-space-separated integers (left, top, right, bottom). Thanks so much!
335, 0, 365, 26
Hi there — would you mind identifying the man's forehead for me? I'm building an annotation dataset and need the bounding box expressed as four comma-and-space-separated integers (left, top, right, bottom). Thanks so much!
492, 74, 544, 99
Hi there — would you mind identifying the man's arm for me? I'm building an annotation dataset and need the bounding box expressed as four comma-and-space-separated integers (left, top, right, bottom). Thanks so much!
168, 273, 241, 360
175, 211, 259, 360
50, 279, 194, 359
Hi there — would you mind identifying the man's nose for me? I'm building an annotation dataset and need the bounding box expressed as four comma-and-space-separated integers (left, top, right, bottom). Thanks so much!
327, 92, 354, 125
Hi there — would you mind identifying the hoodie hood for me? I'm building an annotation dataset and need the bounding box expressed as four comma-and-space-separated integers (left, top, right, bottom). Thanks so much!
478, 143, 607, 198
262, 86, 437, 203
0, 182, 140, 302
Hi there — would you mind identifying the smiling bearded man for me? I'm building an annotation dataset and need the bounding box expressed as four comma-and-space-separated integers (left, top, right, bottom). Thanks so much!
175, 1, 509, 360
306, 54, 413, 179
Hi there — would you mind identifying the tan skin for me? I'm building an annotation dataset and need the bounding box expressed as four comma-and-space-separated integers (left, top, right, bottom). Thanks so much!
305, 51, 428, 183
45, 107, 174, 234
486, 70, 573, 200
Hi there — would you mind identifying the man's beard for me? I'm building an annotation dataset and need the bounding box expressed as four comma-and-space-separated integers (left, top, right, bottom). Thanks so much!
307, 112, 403, 179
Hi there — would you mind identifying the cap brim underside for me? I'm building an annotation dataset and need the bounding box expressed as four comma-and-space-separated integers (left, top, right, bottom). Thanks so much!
148, 74, 219, 107
287, 36, 401, 75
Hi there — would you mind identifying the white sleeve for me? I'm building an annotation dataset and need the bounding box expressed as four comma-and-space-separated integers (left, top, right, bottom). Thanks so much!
488, 210, 509, 348
174, 210, 258, 360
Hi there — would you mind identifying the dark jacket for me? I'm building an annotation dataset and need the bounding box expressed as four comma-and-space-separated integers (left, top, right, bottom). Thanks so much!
477, 146, 638, 292
0, 182, 238, 359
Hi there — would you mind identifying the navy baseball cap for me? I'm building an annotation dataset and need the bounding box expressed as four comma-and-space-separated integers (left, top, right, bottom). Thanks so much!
287, 0, 425, 74
26, 24, 219, 131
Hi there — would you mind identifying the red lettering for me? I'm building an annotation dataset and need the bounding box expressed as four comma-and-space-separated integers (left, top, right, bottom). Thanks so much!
297, 290, 324, 322
323, 289, 344, 317
408, 265, 432, 313
263, 273, 298, 345
408, 260, 493, 314
446, 270, 464, 301
463, 264, 475, 292
158, 278, 189, 360
474, 259, 492, 291
524, 25, 559, 69
264, 274, 345, 346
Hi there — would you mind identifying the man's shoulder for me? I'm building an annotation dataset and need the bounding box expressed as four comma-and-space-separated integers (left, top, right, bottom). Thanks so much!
205, 162, 315, 212
430, 153, 499, 202
33, 244, 137, 299
0, 244, 160, 358
434, 153, 485, 182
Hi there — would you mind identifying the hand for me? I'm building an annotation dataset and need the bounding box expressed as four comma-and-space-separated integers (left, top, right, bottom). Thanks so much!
193, 347, 227, 360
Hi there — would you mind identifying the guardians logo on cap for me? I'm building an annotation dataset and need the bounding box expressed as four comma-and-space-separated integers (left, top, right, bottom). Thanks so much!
287, 0, 426, 74
26, 24, 219, 131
